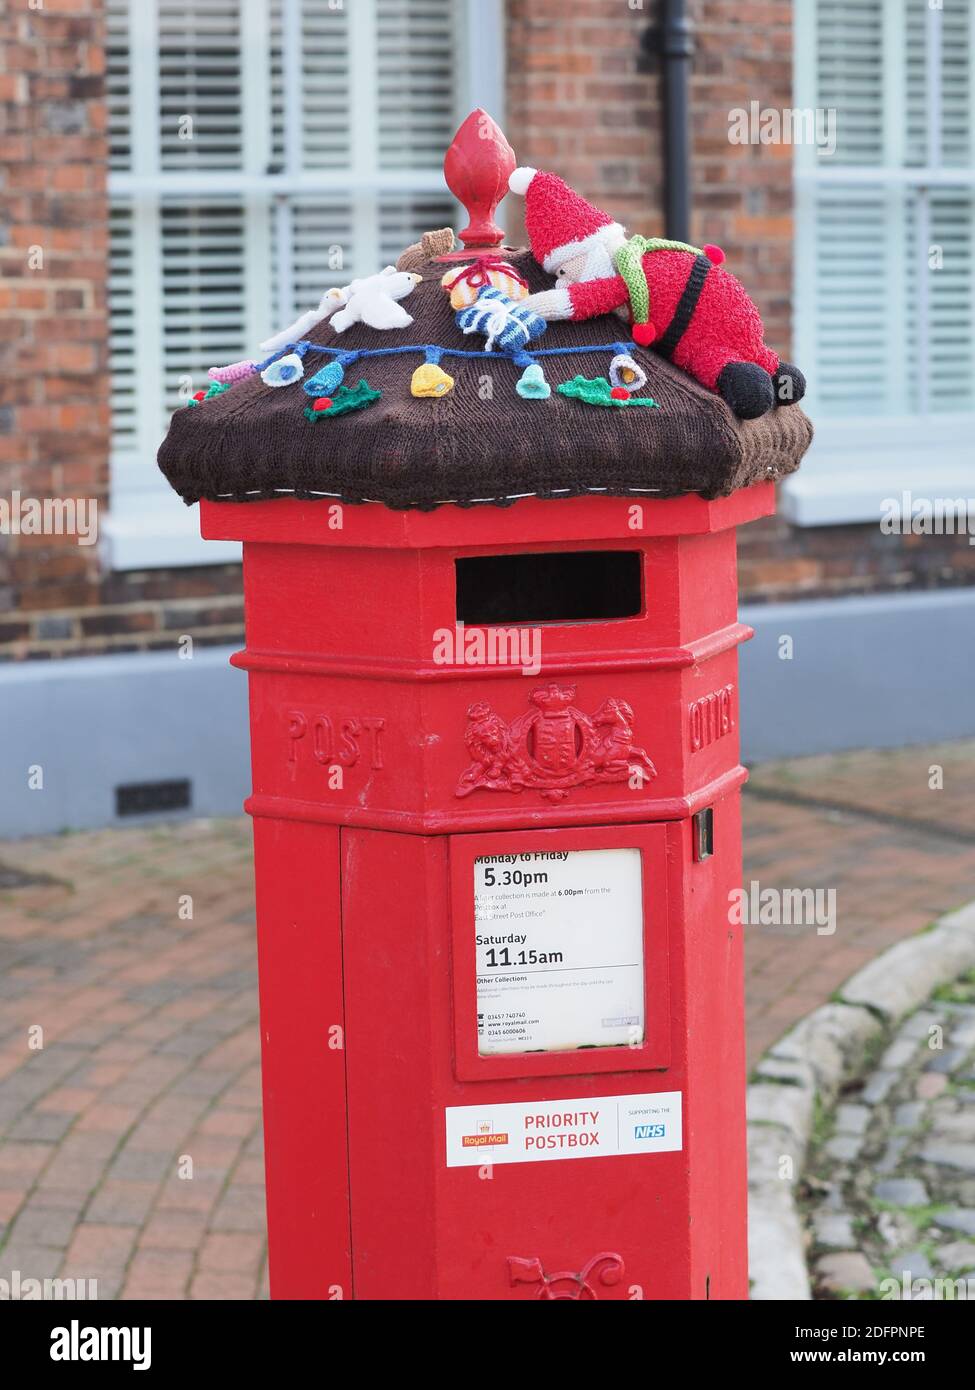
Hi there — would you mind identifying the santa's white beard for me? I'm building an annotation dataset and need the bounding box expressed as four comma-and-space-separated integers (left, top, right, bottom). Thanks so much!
580, 240, 617, 281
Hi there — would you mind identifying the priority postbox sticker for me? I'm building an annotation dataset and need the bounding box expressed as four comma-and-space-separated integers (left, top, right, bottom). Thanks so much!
444, 1091, 682, 1168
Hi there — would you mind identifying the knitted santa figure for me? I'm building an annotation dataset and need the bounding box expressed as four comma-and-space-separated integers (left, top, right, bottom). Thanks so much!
508, 167, 805, 419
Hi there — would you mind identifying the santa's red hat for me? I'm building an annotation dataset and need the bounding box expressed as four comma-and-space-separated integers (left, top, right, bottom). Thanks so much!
508, 166, 624, 274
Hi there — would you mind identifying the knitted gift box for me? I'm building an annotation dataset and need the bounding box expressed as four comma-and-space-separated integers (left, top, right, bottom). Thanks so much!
157, 243, 813, 512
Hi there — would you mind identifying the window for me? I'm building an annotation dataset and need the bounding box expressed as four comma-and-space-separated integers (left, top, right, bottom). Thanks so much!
785, 0, 975, 525
104, 0, 504, 568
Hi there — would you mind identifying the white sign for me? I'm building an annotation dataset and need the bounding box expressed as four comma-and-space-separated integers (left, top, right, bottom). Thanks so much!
445, 1090, 682, 1168
474, 847, 644, 1055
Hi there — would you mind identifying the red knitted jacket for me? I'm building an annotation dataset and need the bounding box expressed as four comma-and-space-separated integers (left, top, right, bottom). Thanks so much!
566, 251, 779, 390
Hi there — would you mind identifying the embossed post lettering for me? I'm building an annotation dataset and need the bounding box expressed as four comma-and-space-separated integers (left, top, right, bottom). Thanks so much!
286, 711, 386, 772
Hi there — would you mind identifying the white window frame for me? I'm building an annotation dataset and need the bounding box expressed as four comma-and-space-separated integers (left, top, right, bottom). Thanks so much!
783, 0, 975, 527
102, 0, 505, 570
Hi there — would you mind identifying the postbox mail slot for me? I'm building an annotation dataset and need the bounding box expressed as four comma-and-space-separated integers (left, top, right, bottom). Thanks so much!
455, 550, 642, 625
450, 824, 671, 1082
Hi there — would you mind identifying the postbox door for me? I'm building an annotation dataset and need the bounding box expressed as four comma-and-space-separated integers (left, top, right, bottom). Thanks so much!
341, 820, 695, 1301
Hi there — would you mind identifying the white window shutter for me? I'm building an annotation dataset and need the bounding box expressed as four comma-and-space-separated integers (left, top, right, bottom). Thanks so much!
105, 0, 502, 569
376, 0, 460, 169
786, 0, 975, 526
158, 0, 245, 170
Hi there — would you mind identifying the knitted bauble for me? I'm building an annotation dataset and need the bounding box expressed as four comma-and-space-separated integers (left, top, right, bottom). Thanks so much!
515, 363, 550, 399
410, 363, 454, 398
609, 354, 647, 392
303, 359, 346, 397
508, 167, 624, 274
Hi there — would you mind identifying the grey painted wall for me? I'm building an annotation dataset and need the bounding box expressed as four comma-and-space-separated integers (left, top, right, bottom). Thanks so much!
1, 587, 973, 837
0, 646, 250, 839
740, 587, 975, 762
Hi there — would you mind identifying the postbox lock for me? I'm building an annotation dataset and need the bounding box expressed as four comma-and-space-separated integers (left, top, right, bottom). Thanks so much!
692, 806, 714, 862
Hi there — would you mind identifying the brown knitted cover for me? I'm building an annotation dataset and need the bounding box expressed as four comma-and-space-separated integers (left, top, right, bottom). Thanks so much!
157, 241, 812, 512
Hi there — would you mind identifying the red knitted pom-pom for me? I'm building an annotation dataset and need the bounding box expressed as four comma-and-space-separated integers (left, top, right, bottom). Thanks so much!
313, 396, 333, 411
631, 321, 657, 347
704, 243, 725, 265
610, 386, 630, 400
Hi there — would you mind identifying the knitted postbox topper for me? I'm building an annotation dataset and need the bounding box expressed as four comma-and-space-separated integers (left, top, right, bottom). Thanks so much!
157, 111, 812, 510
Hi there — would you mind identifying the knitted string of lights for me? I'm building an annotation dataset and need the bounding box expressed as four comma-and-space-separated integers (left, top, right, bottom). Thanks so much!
223, 337, 657, 413
266, 339, 642, 366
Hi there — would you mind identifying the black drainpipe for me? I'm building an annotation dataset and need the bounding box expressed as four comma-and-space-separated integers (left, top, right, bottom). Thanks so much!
642, 0, 695, 242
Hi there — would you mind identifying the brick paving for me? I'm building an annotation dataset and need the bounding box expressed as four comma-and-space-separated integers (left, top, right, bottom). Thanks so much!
0, 821, 266, 1300
744, 742, 975, 1063
0, 741, 973, 1299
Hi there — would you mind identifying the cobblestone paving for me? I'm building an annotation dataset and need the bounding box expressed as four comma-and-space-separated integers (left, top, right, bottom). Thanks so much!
0, 740, 973, 1299
804, 971, 975, 1299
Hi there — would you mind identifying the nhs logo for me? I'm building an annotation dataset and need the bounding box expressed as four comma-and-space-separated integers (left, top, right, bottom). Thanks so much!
634, 1123, 666, 1140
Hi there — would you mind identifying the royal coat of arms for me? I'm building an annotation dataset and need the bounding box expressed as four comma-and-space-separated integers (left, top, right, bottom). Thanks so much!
455, 683, 657, 803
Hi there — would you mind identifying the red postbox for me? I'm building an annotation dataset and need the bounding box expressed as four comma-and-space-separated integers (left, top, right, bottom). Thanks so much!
160, 113, 811, 1301
199, 485, 769, 1301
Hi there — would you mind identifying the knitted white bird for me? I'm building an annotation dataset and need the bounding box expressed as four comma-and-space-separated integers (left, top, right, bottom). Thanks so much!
260, 267, 422, 351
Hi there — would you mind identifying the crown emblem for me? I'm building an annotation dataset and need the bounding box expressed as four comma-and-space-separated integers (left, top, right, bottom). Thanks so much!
530, 682, 576, 713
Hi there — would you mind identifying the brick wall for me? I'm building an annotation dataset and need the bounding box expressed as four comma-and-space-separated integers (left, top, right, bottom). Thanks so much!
505, 0, 665, 271
1, 2, 970, 665
506, 0, 975, 603
0, 0, 243, 662
505, 0, 791, 350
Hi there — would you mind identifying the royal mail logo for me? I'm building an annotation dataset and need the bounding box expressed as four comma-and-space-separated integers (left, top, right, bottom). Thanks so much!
462, 1121, 509, 1148
634, 1123, 666, 1140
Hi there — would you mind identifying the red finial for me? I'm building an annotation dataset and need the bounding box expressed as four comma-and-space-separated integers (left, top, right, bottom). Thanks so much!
441, 109, 516, 260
